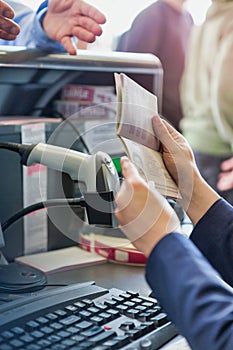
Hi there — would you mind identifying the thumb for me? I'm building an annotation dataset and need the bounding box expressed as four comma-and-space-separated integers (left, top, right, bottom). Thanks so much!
120, 156, 141, 180
152, 114, 185, 148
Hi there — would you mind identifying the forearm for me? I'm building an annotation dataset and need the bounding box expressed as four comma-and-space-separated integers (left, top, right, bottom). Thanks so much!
146, 233, 233, 350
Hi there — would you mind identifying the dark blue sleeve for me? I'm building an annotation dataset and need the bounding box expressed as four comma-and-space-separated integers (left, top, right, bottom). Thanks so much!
146, 233, 233, 350
190, 198, 233, 286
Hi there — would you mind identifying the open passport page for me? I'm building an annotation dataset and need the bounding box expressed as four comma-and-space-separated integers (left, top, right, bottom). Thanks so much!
114, 72, 181, 199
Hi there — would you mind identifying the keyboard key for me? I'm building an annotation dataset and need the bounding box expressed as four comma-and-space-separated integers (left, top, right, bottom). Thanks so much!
77, 340, 94, 348
103, 299, 117, 307
90, 316, 104, 326
110, 335, 131, 347
79, 310, 92, 319
94, 303, 108, 311
80, 325, 103, 338
1, 344, 14, 350
87, 306, 101, 314
120, 321, 135, 330
131, 297, 144, 303
67, 326, 80, 334
36, 316, 49, 325
75, 320, 93, 330
151, 312, 169, 327
50, 345, 66, 350
125, 308, 140, 318
1, 331, 14, 339
106, 309, 120, 318
126, 291, 139, 297
119, 292, 132, 300
50, 322, 63, 331
116, 304, 128, 312
47, 334, 61, 343
111, 295, 124, 303
125, 328, 141, 340
137, 312, 152, 322
65, 305, 78, 313
141, 301, 154, 308
40, 326, 54, 334
11, 327, 24, 335
25, 320, 39, 331
123, 301, 135, 307
26, 344, 42, 350
54, 309, 67, 318
9, 339, 24, 348
73, 301, 86, 309
46, 313, 58, 320
98, 312, 112, 321
37, 339, 52, 347
89, 330, 116, 345
71, 334, 85, 343
61, 338, 76, 347
60, 315, 81, 326
30, 330, 44, 339
82, 299, 94, 306
56, 330, 71, 339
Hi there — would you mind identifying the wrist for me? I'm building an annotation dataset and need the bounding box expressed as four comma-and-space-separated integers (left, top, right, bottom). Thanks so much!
186, 175, 220, 225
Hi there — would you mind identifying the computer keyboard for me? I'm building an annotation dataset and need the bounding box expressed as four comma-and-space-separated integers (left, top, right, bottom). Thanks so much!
0, 281, 178, 350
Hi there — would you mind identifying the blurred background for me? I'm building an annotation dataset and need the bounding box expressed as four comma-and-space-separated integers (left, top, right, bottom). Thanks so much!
21, 0, 212, 49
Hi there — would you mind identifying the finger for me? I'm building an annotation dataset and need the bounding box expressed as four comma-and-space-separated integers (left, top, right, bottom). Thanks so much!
0, 16, 20, 35
79, 1, 106, 25
120, 157, 141, 181
152, 115, 174, 149
115, 178, 134, 212
72, 25, 97, 43
220, 157, 233, 172
0, 30, 17, 40
0, 1, 15, 19
152, 115, 181, 146
217, 172, 233, 191
72, 16, 103, 38
60, 36, 77, 55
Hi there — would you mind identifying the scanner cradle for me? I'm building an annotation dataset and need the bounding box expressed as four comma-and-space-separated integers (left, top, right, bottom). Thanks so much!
0, 143, 120, 293
0, 262, 47, 293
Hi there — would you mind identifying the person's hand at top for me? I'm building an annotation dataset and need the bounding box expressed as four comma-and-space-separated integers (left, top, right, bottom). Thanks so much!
42, 0, 106, 55
217, 157, 233, 191
115, 157, 180, 257
152, 115, 220, 225
0, 0, 20, 40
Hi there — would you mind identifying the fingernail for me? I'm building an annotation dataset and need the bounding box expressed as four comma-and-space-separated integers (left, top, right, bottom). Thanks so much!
10, 27, 19, 35
152, 114, 161, 125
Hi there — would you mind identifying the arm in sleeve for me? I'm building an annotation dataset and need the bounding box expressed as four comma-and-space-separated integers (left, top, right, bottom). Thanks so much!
190, 198, 233, 286
146, 232, 233, 350
0, 1, 64, 52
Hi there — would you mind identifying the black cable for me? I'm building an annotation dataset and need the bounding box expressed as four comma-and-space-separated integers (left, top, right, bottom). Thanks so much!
2, 197, 86, 233
0, 142, 27, 154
